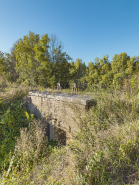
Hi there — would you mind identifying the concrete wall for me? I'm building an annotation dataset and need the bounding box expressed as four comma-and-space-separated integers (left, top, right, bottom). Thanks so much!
26, 91, 96, 144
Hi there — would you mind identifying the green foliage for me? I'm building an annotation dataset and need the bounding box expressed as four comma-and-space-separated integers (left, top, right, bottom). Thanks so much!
85, 55, 112, 87
111, 52, 130, 74
69, 58, 87, 85
126, 56, 136, 75
113, 72, 126, 86
0, 90, 29, 173
0, 51, 13, 82
49, 46, 72, 88
73, 90, 139, 184
0, 51, 6, 74
13, 31, 72, 88
1, 32, 139, 184
1, 30, 139, 90
1, 85, 139, 184
14, 31, 43, 85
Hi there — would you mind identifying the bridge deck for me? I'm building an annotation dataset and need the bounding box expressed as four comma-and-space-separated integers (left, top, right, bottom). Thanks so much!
26, 91, 97, 145
28, 91, 95, 106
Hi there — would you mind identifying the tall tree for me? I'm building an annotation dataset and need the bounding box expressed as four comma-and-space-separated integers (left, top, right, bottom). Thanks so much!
5, 44, 19, 82
46, 34, 72, 87
0, 51, 14, 81
0, 51, 6, 74
111, 53, 130, 85
73, 58, 86, 83
134, 56, 139, 74
14, 31, 49, 85
126, 56, 137, 76
111, 52, 130, 74
33, 34, 51, 86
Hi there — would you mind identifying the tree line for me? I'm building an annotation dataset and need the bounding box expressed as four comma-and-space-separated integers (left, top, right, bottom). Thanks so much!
0, 31, 139, 89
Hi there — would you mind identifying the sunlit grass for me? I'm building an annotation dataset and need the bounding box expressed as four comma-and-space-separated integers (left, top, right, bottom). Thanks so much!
1, 81, 139, 184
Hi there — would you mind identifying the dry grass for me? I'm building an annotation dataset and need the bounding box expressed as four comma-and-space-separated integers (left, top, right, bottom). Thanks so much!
1, 81, 139, 184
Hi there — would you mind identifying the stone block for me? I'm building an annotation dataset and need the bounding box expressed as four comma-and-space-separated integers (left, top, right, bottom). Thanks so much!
26, 91, 96, 145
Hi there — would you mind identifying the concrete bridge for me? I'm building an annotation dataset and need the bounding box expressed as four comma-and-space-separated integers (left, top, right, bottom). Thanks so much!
26, 91, 96, 145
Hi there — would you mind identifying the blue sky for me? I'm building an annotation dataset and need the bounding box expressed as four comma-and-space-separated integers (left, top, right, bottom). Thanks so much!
0, 0, 139, 66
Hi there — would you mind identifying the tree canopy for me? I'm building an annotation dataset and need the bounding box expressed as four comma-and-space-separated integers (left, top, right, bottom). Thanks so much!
0, 31, 139, 89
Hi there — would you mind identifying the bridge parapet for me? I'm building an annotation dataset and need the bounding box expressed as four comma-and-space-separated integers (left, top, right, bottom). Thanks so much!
26, 91, 97, 145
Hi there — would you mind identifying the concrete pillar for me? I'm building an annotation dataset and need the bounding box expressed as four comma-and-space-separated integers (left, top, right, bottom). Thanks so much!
50, 124, 54, 140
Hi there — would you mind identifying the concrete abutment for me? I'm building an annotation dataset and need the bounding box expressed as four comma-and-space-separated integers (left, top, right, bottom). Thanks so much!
26, 91, 97, 145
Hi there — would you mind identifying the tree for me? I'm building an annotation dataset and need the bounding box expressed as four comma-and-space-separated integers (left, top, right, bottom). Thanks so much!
46, 35, 72, 88
134, 56, 139, 74
111, 53, 130, 85
54, 49, 71, 88
86, 57, 101, 85
75, 58, 86, 78
88, 61, 96, 76
111, 52, 130, 74
0, 51, 14, 81
14, 31, 50, 85
33, 34, 51, 86
0, 51, 6, 74
126, 56, 137, 76
5, 44, 19, 82
98, 55, 111, 85
14, 32, 73, 88
69, 61, 77, 79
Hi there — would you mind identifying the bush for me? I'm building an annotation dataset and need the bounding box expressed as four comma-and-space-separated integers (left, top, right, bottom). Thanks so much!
0, 89, 30, 173
1, 82, 139, 184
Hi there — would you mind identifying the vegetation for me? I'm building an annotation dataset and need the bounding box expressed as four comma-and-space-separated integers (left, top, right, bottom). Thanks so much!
0, 31, 139, 184
0, 31, 139, 89
0, 87, 30, 173
0, 79, 139, 184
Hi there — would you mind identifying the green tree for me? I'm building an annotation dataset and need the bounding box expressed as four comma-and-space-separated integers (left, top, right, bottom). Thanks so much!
85, 55, 112, 86
14, 32, 73, 88
14, 31, 43, 85
33, 34, 51, 86
111, 53, 130, 85
0, 51, 14, 81
54, 49, 71, 88
86, 57, 101, 85
68, 58, 87, 89
47, 35, 72, 88
69, 60, 78, 80
134, 56, 139, 74
5, 45, 19, 82
111, 52, 130, 74
126, 56, 139, 76
74, 58, 86, 79
47, 46, 72, 88
84, 60, 98, 85
0, 51, 6, 74
98, 55, 111, 85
